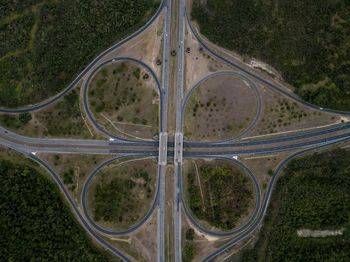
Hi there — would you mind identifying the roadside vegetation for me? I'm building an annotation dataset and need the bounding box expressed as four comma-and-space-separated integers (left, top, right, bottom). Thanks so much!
0, 149, 116, 261
41, 154, 110, 197
0, 87, 93, 138
240, 148, 350, 261
88, 61, 159, 139
0, 0, 159, 108
183, 229, 196, 262
90, 159, 157, 229
256, 96, 337, 135
192, 0, 350, 111
186, 160, 253, 230
185, 75, 257, 140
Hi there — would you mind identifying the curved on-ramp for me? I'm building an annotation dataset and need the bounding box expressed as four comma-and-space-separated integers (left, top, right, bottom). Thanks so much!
202, 137, 350, 261
0, 0, 166, 114
182, 71, 262, 143
82, 57, 163, 143
185, 7, 350, 117
27, 154, 133, 262
81, 156, 161, 236
181, 156, 261, 238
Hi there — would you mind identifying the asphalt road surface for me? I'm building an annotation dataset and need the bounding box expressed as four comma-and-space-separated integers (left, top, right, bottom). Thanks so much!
1, 0, 350, 261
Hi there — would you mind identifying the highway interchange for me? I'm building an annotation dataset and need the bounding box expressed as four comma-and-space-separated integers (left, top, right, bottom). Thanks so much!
2, 0, 350, 261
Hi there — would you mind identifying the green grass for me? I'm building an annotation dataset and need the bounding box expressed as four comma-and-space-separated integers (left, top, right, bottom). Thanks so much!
183, 243, 195, 262
88, 61, 159, 139
0, 0, 159, 108
0, 150, 117, 261
240, 148, 350, 262
187, 161, 253, 230
91, 163, 155, 228
182, 228, 196, 262
0, 87, 92, 138
192, 0, 350, 110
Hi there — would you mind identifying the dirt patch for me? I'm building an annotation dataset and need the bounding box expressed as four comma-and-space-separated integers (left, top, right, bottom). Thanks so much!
244, 84, 341, 138
181, 211, 228, 262
38, 153, 112, 205
88, 60, 159, 139
184, 74, 258, 141
297, 229, 344, 238
184, 24, 230, 95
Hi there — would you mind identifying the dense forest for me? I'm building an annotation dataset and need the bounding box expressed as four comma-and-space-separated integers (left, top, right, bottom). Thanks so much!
187, 162, 252, 230
0, 157, 116, 261
192, 0, 350, 110
240, 149, 350, 262
0, 0, 159, 107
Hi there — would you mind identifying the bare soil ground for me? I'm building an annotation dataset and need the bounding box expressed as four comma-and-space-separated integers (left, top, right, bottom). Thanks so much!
104, 11, 164, 80
243, 84, 343, 138
0, 85, 102, 139
86, 157, 157, 230
184, 74, 258, 141
240, 151, 294, 194
182, 210, 228, 262
88, 61, 160, 139
102, 210, 158, 262
184, 22, 230, 96
38, 153, 112, 205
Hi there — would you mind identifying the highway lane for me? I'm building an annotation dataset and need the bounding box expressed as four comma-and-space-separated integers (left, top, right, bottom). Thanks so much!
0, 127, 158, 155
184, 132, 350, 157
202, 137, 350, 262
157, 163, 167, 262
185, 11, 350, 117
0, 0, 166, 114
25, 152, 133, 262
161, 0, 171, 133
2, 123, 350, 157
2, 0, 350, 260
0, 1, 166, 260
157, 0, 171, 260
185, 122, 350, 148
173, 0, 186, 261
0, 126, 156, 147
3, 123, 350, 153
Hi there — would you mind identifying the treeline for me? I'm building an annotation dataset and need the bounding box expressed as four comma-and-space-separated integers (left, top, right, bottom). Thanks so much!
0, 0, 159, 107
0, 157, 116, 261
240, 148, 350, 262
192, 0, 350, 110
0, 88, 91, 138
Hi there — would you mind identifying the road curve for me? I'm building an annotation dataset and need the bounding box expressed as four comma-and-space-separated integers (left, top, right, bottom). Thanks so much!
181, 156, 261, 238
81, 156, 160, 235
185, 9, 350, 117
181, 71, 262, 142
82, 56, 163, 142
202, 136, 350, 261
0, 0, 166, 114
23, 152, 132, 261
